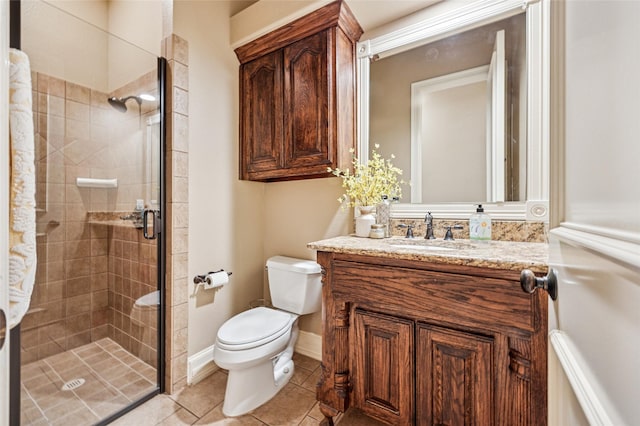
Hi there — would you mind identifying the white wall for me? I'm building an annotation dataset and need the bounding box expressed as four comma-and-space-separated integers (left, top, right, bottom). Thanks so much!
173, 1, 266, 355
21, 0, 162, 92
108, 0, 162, 56
264, 179, 350, 335
107, 0, 163, 91
21, 0, 109, 91
175, 12, 351, 342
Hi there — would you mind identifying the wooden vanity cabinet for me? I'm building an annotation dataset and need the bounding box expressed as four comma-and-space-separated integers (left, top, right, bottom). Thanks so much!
235, 1, 362, 181
316, 252, 548, 426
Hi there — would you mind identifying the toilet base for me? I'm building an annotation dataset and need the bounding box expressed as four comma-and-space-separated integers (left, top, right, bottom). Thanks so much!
220, 323, 299, 417
222, 355, 295, 417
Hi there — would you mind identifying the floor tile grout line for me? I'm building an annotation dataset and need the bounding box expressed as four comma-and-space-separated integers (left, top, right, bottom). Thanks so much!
20, 381, 48, 424
83, 338, 157, 391
73, 340, 138, 407
21, 338, 160, 425
41, 344, 104, 421
158, 396, 201, 425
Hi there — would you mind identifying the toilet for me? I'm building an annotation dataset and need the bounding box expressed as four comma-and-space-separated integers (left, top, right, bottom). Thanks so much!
213, 256, 322, 417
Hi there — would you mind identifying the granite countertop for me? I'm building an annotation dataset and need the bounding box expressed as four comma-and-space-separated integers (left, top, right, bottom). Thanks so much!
308, 235, 548, 273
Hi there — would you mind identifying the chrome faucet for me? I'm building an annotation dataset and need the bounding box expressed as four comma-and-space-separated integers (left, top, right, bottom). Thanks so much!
397, 223, 415, 238
444, 225, 464, 240
424, 212, 435, 239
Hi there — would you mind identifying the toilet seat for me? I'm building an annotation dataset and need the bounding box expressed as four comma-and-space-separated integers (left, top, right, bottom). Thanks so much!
217, 307, 296, 351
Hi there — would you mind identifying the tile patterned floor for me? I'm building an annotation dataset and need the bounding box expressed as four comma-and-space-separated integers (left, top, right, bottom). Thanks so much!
21, 338, 157, 425
112, 353, 384, 426
21, 343, 381, 425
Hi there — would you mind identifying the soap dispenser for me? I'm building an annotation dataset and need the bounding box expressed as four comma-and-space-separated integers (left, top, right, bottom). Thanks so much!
469, 204, 491, 242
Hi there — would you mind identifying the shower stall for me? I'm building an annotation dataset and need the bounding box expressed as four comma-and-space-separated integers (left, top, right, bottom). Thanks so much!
11, 1, 166, 424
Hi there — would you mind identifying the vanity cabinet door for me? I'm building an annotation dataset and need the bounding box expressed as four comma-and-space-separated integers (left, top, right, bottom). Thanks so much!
283, 31, 330, 174
352, 309, 414, 425
416, 324, 493, 426
239, 50, 284, 180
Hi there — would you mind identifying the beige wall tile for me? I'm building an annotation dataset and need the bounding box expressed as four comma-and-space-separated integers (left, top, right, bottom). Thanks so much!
170, 176, 188, 203
171, 203, 189, 228
170, 150, 188, 178
166, 34, 189, 66
172, 227, 188, 255
38, 74, 65, 97
66, 81, 91, 104
171, 61, 188, 91
66, 294, 92, 316
172, 87, 188, 115
39, 94, 65, 117
171, 113, 188, 152
173, 302, 188, 331
65, 258, 91, 279
66, 100, 90, 122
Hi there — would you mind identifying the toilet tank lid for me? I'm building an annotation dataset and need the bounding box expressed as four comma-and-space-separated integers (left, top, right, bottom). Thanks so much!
266, 256, 321, 274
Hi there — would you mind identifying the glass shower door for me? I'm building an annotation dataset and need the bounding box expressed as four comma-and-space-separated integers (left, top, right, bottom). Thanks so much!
18, 1, 165, 424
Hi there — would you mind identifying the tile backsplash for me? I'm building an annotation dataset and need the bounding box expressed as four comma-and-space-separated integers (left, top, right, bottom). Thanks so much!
389, 218, 548, 243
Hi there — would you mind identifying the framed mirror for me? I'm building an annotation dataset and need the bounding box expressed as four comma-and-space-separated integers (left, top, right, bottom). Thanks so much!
357, 0, 549, 221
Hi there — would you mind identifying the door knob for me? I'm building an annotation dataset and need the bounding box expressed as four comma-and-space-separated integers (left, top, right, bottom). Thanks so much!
0, 308, 6, 350
520, 268, 558, 300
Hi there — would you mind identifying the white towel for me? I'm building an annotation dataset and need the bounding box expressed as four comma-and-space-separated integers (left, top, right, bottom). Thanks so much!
8, 48, 37, 329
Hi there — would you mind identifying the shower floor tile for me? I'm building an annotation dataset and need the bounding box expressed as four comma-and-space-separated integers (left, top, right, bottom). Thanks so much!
21, 337, 157, 426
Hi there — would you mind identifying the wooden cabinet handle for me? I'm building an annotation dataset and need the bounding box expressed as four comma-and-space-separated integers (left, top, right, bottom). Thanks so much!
520, 268, 558, 300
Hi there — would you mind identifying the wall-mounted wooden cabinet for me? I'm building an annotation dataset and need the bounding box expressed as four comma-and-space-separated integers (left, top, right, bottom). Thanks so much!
235, 1, 363, 181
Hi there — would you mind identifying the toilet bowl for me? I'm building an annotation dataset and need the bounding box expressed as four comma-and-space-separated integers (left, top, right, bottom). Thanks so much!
213, 256, 322, 417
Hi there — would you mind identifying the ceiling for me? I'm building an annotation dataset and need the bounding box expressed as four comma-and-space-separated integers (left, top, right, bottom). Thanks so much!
232, 0, 441, 33
345, 0, 440, 32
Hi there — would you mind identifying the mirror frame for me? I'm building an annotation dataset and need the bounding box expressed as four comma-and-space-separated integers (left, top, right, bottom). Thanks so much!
357, 0, 550, 221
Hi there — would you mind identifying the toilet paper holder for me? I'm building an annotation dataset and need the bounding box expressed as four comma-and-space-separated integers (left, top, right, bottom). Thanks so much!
193, 269, 232, 285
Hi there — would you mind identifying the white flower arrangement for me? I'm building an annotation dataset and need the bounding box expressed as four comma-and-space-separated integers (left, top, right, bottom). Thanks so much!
327, 144, 405, 208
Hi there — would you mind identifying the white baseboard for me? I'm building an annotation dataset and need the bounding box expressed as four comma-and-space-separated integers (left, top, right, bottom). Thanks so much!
295, 330, 322, 361
187, 345, 219, 385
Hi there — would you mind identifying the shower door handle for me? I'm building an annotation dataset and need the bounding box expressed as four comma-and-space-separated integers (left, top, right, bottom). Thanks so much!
143, 209, 160, 240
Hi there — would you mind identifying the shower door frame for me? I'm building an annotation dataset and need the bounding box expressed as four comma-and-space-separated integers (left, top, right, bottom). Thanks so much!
8, 1, 167, 423
99, 55, 168, 426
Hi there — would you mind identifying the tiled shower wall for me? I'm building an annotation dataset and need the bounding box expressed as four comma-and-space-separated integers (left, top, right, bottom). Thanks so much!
22, 70, 159, 366
107, 221, 159, 368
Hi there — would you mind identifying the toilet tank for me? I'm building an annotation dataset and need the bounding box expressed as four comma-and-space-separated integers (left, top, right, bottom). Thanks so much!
266, 256, 322, 315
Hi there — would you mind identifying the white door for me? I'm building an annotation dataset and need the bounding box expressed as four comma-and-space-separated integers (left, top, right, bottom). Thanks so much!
548, 1, 640, 425
1, 1, 12, 424
486, 29, 505, 202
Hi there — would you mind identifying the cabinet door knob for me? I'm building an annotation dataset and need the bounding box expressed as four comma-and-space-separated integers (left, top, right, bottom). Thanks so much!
520, 268, 558, 300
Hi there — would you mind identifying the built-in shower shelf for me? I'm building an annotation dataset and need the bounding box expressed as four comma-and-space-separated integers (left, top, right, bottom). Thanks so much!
76, 177, 118, 188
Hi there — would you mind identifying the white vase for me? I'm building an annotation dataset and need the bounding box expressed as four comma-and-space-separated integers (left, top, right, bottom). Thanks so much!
355, 206, 376, 237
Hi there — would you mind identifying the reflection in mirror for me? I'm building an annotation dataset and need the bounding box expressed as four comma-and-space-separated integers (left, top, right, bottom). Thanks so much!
370, 13, 526, 204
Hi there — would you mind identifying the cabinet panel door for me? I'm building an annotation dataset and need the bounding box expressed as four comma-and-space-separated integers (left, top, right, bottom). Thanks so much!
283, 31, 330, 172
240, 50, 283, 179
353, 309, 414, 425
416, 324, 493, 426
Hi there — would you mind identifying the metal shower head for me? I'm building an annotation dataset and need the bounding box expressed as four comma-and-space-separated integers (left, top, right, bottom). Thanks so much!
107, 95, 142, 113
107, 94, 155, 113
